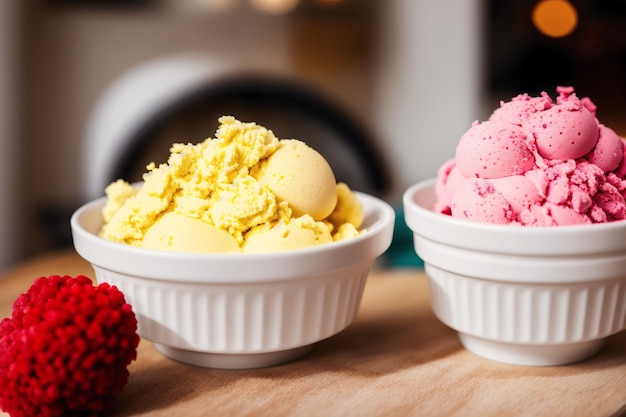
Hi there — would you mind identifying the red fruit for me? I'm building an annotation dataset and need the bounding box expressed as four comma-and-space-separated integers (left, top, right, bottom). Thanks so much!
0, 275, 139, 417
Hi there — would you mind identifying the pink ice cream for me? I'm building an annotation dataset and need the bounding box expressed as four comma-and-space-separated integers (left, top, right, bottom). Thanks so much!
435, 86, 626, 226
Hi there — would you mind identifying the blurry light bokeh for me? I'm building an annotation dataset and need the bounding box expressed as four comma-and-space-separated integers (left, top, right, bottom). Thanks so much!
532, 0, 578, 38
249, 0, 300, 14
160, 0, 238, 14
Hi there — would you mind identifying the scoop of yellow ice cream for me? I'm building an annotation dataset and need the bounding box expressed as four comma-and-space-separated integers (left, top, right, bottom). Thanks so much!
101, 179, 138, 224
332, 222, 361, 241
100, 167, 176, 245
100, 116, 364, 254
209, 176, 281, 245
242, 215, 332, 254
142, 212, 240, 253
253, 139, 337, 221
327, 182, 364, 230
100, 116, 281, 246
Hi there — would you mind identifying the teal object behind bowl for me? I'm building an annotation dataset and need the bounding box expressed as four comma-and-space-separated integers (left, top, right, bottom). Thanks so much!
382, 206, 424, 268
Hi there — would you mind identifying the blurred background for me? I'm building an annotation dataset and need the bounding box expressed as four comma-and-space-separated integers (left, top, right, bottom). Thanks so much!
0, 0, 625, 271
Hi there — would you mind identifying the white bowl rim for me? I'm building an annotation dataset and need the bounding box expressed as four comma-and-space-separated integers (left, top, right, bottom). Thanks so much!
71, 191, 395, 283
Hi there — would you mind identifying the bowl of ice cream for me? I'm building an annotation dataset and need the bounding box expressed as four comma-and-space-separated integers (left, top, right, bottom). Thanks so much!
71, 116, 394, 369
403, 87, 626, 366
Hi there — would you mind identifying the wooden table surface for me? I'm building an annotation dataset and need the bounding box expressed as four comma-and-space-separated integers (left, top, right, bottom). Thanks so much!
1, 250, 625, 417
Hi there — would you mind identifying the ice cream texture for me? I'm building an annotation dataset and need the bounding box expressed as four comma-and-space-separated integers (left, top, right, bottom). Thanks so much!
435, 86, 626, 226
100, 116, 364, 253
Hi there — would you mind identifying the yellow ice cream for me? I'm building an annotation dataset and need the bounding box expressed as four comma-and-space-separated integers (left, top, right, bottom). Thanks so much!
252, 139, 337, 220
242, 215, 333, 253
328, 182, 365, 230
100, 116, 365, 253
142, 212, 240, 253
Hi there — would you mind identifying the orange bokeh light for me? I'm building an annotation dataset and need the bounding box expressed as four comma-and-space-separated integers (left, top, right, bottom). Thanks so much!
532, 0, 578, 38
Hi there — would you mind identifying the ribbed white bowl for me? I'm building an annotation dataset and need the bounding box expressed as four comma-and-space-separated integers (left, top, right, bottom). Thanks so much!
403, 179, 626, 366
71, 192, 394, 369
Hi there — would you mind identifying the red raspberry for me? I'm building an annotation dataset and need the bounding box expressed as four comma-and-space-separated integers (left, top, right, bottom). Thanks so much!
0, 275, 139, 417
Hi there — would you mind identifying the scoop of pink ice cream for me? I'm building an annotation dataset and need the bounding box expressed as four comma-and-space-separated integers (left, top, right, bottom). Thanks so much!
586, 125, 624, 172
448, 175, 541, 225
489, 92, 552, 126
434, 86, 626, 227
544, 160, 601, 211
451, 178, 514, 224
455, 120, 535, 179
434, 159, 467, 215
541, 203, 592, 226
592, 180, 626, 222
524, 93, 599, 160
490, 175, 542, 214
612, 138, 626, 178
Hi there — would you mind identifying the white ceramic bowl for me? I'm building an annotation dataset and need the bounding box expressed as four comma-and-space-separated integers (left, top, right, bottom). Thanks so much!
403, 179, 626, 366
71, 192, 394, 369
